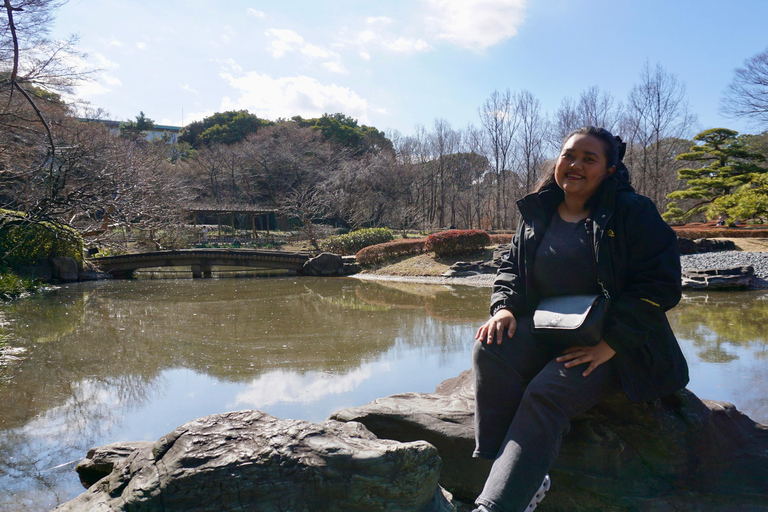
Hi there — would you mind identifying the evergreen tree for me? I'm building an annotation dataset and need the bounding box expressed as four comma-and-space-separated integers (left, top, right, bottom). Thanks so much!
178, 110, 269, 148
664, 128, 766, 223
119, 111, 156, 138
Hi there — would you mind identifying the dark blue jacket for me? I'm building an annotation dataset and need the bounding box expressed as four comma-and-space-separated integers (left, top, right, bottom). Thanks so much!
490, 172, 689, 402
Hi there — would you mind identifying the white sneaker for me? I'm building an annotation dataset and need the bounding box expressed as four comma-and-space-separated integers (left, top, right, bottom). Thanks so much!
525, 474, 551, 511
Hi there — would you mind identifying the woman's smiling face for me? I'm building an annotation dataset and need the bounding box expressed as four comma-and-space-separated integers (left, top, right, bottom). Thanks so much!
554, 133, 615, 202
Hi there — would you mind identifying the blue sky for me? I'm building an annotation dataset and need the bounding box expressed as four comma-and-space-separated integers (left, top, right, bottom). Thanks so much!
49, 0, 768, 137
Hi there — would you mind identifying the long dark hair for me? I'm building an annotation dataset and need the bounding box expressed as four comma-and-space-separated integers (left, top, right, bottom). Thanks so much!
534, 126, 627, 192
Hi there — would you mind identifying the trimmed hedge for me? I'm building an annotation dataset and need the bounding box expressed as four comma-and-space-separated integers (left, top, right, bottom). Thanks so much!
356, 238, 427, 265
425, 229, 491, 256
489, 233, 513, 245
673, 227, 768, 239
320, 227, 394, 255
0, 209, 84, 269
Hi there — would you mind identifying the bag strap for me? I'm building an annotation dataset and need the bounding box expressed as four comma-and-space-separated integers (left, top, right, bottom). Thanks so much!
585, 219, 610, 299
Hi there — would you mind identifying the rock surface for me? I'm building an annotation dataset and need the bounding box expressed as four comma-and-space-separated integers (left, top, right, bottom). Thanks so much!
442, 246, 509, 277
58, 410, 454, 512
677, 237, 737, 255
302, 252, 345, 276
16, 257, 111, 283
332, 370, 768, 512
50, 257, 80, 282
682, 265, 754, 289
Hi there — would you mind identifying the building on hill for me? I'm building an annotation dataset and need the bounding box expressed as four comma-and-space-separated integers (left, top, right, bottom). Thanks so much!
78, 118, 182, 143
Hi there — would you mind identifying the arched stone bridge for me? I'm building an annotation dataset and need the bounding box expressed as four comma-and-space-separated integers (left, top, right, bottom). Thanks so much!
89, 249, 312, 279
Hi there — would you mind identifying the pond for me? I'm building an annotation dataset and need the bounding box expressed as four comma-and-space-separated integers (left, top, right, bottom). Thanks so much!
0, 277, 766, 511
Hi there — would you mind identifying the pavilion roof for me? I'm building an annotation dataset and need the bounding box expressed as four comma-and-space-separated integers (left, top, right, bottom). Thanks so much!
188, 203, 277, 214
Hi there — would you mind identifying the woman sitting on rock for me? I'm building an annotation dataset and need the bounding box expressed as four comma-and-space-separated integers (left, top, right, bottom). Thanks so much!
472, 126, 689, 512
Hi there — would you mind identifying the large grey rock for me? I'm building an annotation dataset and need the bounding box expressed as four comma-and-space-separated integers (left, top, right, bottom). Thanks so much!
677, 237, 737, 255
50, 257, 80, 282
332, 370, 768, 512
302, 252, 345, 276
682, 265, 754, 289
442, 245, 510, 277
75, 441, 154, 489
58, 410, 453, 512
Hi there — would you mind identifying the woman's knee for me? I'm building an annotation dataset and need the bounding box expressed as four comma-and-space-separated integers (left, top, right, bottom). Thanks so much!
472, 330, 519, 375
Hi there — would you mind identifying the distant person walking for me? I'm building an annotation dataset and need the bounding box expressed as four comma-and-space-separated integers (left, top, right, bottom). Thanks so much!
471, 127, 689, 512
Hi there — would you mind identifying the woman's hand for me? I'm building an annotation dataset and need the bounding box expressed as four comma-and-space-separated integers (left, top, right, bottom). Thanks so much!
475, 308, 517, 345
557, 340, 616, 377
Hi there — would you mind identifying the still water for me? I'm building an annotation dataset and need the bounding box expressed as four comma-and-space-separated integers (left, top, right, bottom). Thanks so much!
0, 277, 767, 511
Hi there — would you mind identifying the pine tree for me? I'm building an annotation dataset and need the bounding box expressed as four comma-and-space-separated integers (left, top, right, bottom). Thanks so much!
663, 128, 766, 223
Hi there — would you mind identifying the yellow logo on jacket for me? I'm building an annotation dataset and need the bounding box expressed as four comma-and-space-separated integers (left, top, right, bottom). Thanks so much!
607, 229, 615, 237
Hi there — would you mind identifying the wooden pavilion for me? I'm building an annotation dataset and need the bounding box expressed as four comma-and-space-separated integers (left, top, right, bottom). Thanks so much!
188, 203, 279, 238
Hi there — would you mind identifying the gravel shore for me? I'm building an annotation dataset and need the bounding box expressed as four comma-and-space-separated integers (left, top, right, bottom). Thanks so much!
352, 251, 768, 289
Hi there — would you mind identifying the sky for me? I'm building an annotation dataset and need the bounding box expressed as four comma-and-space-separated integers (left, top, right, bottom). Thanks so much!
46, 0, 768, 138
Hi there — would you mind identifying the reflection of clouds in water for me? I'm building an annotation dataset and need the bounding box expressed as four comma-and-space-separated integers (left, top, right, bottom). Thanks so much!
229, 363, 387, 409
21, 379, 127, 442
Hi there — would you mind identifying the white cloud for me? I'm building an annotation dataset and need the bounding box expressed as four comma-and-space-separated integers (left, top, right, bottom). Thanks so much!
219, 58, 243, 73
384, 37, 430, 53
358, 30, 376, 44
266, 28, 305, 58
56, 51, 120, 98
367, 16, 393, 25
359, 51, 371, 60
422, 0, 527, 50
75, 81, 111, 97
353, 29, 431, 54
180, 83, 198, 94
301, 43, 331, 59
136, 41, 147, 50
267, 28, 304, 45
101, 74, 122, 86
323, 61, 346, 74
220, 71, 371, 123
247, 8, 266, 18
266, 28, 341, 66
93, 52, 119, 69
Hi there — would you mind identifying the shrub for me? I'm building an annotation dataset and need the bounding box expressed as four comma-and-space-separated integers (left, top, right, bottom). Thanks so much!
489, 233, 514, 245
320, 227, 394, 255
0, 270, 39, 301
356, 238, 427, 265
425, 229, 491, 256
673, 227, 768, 239
0, 209, 84, 269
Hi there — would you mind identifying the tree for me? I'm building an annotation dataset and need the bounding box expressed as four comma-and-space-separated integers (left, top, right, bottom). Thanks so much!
551, 86, 621, 151
622, 62, 697, 210
1, 0, 93, 220
292, 113, 393, 156
721, 46, 768, 128
178, 110, 269, 148
119, 111, 156, 139
277, 183, 329, 249
514, 90, 548, 194
664, 128, 766, 223
478, 89, 519, 229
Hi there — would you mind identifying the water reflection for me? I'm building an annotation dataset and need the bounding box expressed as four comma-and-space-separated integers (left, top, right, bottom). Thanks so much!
0, 277, 488, 511
671, 292, 768, 362
1, 280, 767, 511
668, 291, 768, 425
